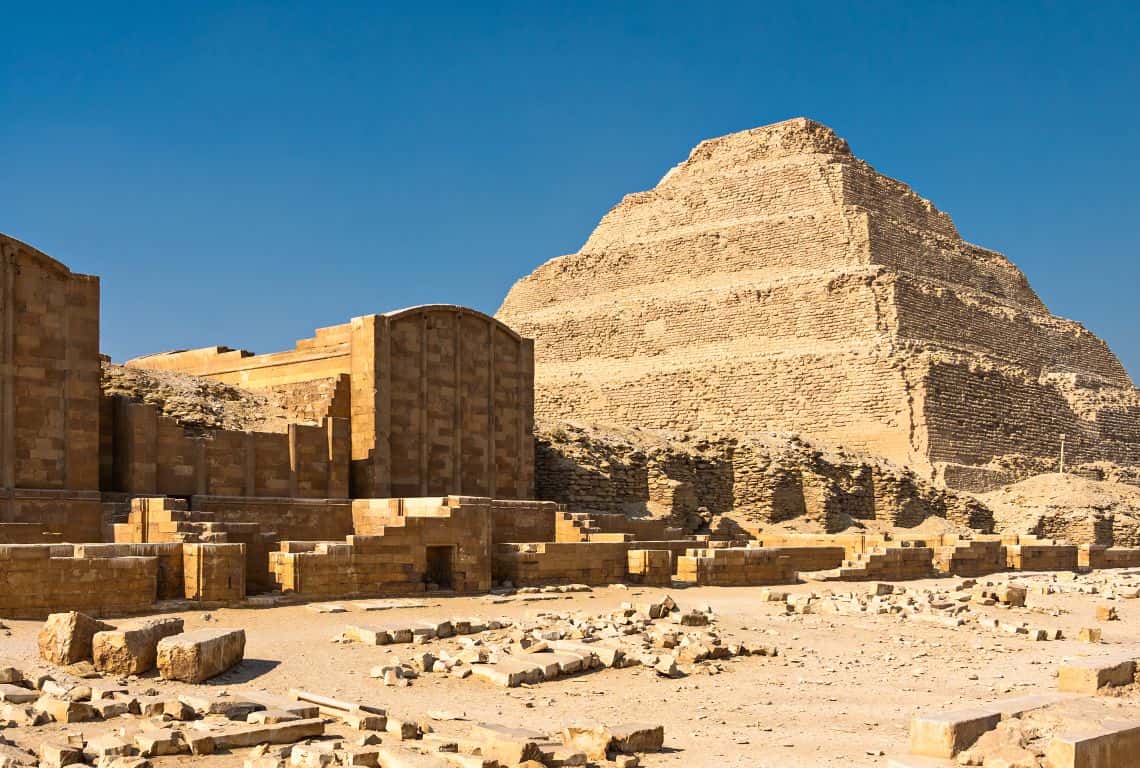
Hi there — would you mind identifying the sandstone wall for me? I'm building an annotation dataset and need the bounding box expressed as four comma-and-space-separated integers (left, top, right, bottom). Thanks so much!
128, 306, 535, 502
0, 544, 157, 619
101, 395, 350, 499
0, 235, 102, 541
498, 119, 1140, 490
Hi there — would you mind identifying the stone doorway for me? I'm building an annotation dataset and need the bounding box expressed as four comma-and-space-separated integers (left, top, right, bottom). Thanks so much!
425, 545, 454, 590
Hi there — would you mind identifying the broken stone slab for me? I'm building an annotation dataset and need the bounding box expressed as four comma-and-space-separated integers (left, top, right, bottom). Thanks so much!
135, 727, 186, 757
38, 742, 83, 768
1044, 718, 1140, 768
242, 691, 319, 719
157, 627, 245, 683
0, 667, 23, 684
1057, 656, 1137, 694
560, 724, 611, 761
469, 657, 543, 688
373, 747, 450, 767
37, 611, 114, 666
34, 694, 98, 723
609, 724, 664, 754
177, 692, 265, 720
0, 684, 38, 704
210, 718, 325, 750
0, 743, 36, 767
910, 707, 1000, 758
469, 723, 548, 765
93, 617, 185, 675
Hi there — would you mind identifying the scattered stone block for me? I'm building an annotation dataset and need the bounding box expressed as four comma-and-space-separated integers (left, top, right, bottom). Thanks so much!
211, 718, 325, 749
470, 723, 547, 765
1057, 657, 1137, 694
0, 684, 39, 704
37, 611, 113, 666
1045, 719, 1140, 768
1096, 604, 1119, 621
1078, 627, 1103, 643
157, 627, 245, 682
38, 743, 83, 768
93, 617, 184, 675
910, 707, 1001, 758
34, 695, 98, 723
609, 723, 664, 754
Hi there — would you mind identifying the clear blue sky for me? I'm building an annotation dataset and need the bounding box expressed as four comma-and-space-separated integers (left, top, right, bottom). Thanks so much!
2, 2, 1137, 377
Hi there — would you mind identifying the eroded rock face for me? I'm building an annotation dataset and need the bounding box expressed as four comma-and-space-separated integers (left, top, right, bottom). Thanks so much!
498, 118, 1140, 491
156, 628, 245, 683
37, 612, 114, 666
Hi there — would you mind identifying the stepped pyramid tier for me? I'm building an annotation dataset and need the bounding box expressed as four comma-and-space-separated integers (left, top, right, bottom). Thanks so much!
497, 118, 1140, 491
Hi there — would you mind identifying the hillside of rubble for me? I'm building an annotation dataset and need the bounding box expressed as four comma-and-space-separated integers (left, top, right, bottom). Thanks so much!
535, 419, 994, 537
979, 472, 1140, 547
101, 361, 306, 434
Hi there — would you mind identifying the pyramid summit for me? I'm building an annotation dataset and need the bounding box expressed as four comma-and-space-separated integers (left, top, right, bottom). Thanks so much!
497, 118, 1140, 490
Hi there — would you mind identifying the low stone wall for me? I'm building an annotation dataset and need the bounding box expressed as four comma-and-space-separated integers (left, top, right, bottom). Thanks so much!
493, 542, 632, 586
932, 540, 1005, 576
0, 545, 158, 619
184, 542, 246, 601
673, 545, 845, 585
836, 546, 935, 581
1078, 545, 1140, 570
73, 542, 185, 600
272, 496, 492, 599
1005, 544, 1079, 572
490, 499, 561, 544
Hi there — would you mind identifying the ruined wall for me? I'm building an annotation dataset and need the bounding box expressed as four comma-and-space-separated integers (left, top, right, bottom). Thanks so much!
497, 118, 1140, 490
0, 235, 102, 541
271, 495, 493, 598
0, 544, 157, 619
535, 421, 994, 536
128, 306, 535, 502
102, 395, 350, 500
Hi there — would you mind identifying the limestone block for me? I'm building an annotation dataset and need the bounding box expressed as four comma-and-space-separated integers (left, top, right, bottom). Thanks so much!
157, 627, 246, 683
93, 617, 184, 675
37, 611, 114, 665
910, 708, 1000, 758
210, 718, 325, 749
469, 723, 547, 765
34, 695, 98, 723
609, 723, 665, 754
1057, 658, 1137, 694
1044, 719, 1140, 768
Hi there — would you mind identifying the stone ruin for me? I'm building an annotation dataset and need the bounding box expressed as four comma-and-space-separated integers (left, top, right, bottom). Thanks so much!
3, 119, 1140, 768
497, 117, 1140, 493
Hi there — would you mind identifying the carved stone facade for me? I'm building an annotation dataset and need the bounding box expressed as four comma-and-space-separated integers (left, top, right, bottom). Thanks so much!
497, 118, 1140, 490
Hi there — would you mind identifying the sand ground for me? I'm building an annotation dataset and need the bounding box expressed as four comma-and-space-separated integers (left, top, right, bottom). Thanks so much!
3, 575, 1139, 767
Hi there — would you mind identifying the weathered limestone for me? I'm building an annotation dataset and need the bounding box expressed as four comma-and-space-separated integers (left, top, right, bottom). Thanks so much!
37, 611, 114, 665
1057, 657, 1137, 694
910, 708, 1001, 758
1045, 719, 1140, 768
0, 234, 102, 542
92, 617, 184, 675
156, 627, 246, 683
497, 119, 1140, 492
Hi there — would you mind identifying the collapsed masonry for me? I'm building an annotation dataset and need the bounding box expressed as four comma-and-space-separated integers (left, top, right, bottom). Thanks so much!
497, 117, 1140, 492
535, 420, 994, 536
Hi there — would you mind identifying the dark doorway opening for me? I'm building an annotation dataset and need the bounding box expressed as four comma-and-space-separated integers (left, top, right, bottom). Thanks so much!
425, 546, 454, 590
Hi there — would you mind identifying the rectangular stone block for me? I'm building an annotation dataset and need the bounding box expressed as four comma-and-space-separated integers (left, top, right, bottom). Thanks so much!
93, 617, 184, 675
1057, 658, 1137, 694
1044, 719, 1140, 768
37, 611, 114, 665
910, 708, 1001, 758
157, 627, 246, 683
